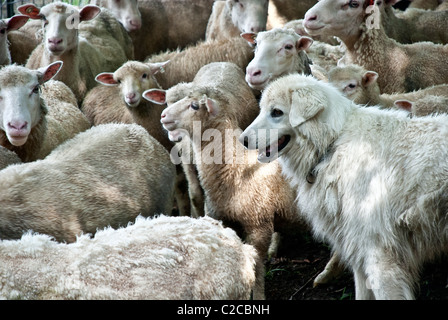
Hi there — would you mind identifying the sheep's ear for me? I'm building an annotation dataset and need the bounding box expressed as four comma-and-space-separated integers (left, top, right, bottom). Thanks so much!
241, 32, 257, 45
79, 5, 101, 22
6, 15, 29, 32
296, 36, 313, 52
143, 89, 167, 105
362, 71, 378, 87
394, 99, 413, 112
17, 4, 41, 19
204, 97, 219, 116
289, 89, 324, 127
37, 61, 63, 84
148, 60, 170, 75
95, 73, 118, 86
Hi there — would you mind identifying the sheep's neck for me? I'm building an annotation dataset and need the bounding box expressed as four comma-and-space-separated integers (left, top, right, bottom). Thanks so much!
0, 38, 11, 67
190, 119, 256, 192
48, 46, 84, 103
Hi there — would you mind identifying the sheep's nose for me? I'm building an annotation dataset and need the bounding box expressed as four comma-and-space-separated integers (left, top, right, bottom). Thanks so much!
48, 37, 62, 44
304, 13, 317, 23
126, 92, 136, 100
8, 121, 28, 130
128, 19, 141, 30
249, 69, 262, 77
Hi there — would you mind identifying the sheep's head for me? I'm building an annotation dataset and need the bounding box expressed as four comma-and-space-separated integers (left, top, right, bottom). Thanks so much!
18, 2, 101, 56
0, 62, 62, 147
0, 15, 29, 66
242, 28, 313, 91
144, 86, 223, 143
226, 0, 268, 34
100, 0, 141, 31
328, 64, 379, 105
95, 60, 169, 108
303, 0, 384, 43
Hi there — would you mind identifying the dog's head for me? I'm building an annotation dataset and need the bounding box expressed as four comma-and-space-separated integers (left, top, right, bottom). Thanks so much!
240, 74, 349, 163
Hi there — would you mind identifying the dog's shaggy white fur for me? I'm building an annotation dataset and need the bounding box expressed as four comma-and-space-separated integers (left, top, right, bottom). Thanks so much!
240, 74, 448, 300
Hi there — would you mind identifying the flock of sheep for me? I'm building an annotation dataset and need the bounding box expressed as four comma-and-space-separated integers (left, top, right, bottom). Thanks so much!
0, 0, 447, 300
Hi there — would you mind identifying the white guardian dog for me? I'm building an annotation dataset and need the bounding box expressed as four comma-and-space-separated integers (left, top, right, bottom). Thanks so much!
239, 74, 448, 300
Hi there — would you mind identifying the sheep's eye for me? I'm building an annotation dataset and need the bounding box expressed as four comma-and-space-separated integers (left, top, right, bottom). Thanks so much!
190, 102, 200, 110
142, 73, 148, 79
117, 79, 121, 84
348, 0, 359, 8
32, 85, 40, 94
284, 44, 294, 50
0, 28, 5, 34
271, 108, 283, 118
347, 83, 356, 89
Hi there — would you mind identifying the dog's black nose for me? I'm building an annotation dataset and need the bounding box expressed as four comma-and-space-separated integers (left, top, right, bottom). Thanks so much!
243, 136, 249, 149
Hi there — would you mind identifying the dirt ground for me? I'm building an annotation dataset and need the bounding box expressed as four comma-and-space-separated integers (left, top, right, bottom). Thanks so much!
264, 230, 448, 300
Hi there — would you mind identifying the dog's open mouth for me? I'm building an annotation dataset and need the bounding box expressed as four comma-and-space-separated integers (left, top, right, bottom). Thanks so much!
258, 135, 291, 162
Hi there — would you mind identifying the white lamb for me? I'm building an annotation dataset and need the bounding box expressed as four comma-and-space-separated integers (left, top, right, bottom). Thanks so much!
240, 73, 448, 299
0, 215, 257, 300
242, 28, 313, 91
20, 2, 134, 103
144, 62, 308, 300
92, 0, 215, 60
0, 15, 29, 67
0, 62, 91, 162
328, 64, 448, 112
81, 60, 193, 217
205, 0, 268, 41
0, 123, 176, 243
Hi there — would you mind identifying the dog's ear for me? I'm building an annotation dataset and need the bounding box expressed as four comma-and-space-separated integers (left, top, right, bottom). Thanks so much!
289, 89, 325, 127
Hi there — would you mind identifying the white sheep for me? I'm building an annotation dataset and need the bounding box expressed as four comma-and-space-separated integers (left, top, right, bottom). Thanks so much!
0, 15, 29, 67
0, 63, 91, 162
0, 123, 176, 243
395, 95, 448, 118
328, 64, 448, 111
242, 28, 313, 91
0, 215, 257, 300
205, 0, 268, 41
94, 0, 215, 61
81, 60, 171, 151
394, 1, 448, 44
303, 0, 448, 94
145, 36, 255, 91
240, 73, 448, 299
20, 2, 134, 103
0, 146, 20, 171
81, 60, 193, 217
381, 0, 448, 44
89, 0, 142, 32
144, 62, 308, 300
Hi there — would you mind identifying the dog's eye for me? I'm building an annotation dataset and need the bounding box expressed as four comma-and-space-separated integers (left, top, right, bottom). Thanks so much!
271, 108, 283, 118
348, 0, 359, 8
190, 102, 200, 110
